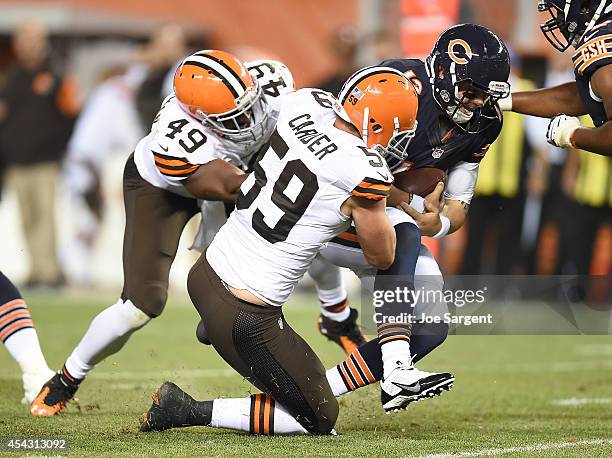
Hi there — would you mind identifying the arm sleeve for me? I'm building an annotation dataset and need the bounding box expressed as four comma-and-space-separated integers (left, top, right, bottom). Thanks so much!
152, 151, 200, 181
444, 161, 479, 204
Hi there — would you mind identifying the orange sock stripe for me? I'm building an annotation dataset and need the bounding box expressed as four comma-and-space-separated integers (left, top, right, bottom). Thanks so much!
377, 325, 410, 334
254, 394, 262, 434
345, 357, 365, 387
379, 334, 411, 345
353, 350, 376, 383
0, 319, 34, 341
324, 299, 348, 313
349, 353, 371, 386
263, 396, 271, 436
339, 363, 356, 391
0, 309, 31, 327
61, 366, 76, 383
0, 299, 26, 314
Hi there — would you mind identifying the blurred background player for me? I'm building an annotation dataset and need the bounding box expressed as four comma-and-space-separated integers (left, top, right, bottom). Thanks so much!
0, 271, 53, 404
0, 19, 80, 289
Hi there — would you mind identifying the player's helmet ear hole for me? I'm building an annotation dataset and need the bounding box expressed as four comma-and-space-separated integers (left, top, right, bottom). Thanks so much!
379, 78, 387, 83
372, 124, 383, 133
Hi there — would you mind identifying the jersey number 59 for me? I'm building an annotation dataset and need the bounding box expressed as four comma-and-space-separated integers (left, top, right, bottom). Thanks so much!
236, 131, 319, 243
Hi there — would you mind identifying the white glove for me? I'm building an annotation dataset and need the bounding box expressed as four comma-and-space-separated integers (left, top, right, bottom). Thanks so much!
546, 114, 581, 148
497, 93, 512, 111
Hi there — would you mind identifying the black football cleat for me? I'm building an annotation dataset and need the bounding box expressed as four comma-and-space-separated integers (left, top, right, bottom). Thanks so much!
318, 307, 367, 354
140, 381, 211, 432
30, 372, 79, 416
380, 364, 454, 413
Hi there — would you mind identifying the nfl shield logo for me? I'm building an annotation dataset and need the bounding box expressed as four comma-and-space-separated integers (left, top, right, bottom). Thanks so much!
432, 147, 444, 159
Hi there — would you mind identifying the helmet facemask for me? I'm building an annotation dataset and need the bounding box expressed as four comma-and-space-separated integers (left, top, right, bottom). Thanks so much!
360, 107, 418, 161
538, 0, 612, 51
198, 82, 272, 150
448, 79, 510, 133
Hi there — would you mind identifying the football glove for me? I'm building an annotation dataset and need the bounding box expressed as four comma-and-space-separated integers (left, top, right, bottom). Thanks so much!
546, 114, 581, 148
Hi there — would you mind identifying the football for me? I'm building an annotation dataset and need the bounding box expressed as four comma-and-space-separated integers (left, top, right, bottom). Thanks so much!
393, 167, 448, 197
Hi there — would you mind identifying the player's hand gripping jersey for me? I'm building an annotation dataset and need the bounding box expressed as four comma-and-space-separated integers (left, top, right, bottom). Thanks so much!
206, 88, 393, 306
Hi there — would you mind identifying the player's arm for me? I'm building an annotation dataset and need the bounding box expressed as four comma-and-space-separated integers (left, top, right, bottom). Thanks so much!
505, 82, 587, 117
399, 162, 477, 236
342, 196, 396, 270
184, 159, 248, 202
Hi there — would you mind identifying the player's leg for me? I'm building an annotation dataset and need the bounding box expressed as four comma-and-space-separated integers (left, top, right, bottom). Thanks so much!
141, 253, 338, 435
309, 254, 366, 354
31, 155, 199, 416
0, 271, 54, 404
325, 244, 453, 408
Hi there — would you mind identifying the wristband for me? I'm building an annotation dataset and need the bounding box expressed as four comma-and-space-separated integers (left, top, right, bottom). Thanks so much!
432, 215, 451, 239
497, 93, 512, 112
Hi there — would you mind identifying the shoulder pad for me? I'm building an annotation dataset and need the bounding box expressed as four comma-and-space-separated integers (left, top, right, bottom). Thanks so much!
572, 21, 612, 76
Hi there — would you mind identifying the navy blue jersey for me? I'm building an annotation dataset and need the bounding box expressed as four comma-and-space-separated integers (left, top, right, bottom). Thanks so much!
380, 59, 502, 174
571, 20, 612, 127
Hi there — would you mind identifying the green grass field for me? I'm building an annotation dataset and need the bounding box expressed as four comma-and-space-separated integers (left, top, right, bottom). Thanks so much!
1, 291, 611, 457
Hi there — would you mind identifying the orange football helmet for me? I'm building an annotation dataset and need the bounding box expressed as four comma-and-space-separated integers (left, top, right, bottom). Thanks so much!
337, 66, 419, 160
173, 49, 271, 146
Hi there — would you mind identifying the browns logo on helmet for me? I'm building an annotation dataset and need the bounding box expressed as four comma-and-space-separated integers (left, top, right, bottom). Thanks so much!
173, 49, 271, 147
337, 66, 419, 160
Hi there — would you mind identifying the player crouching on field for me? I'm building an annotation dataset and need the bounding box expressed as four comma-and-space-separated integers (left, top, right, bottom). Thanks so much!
140, 67, 425, 435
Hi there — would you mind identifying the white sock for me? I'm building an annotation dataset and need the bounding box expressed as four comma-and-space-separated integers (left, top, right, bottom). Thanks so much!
64, 299, 151, 379
326, 367, 348, 397
381, 340, 412, 379
211, 396, 307, 435
5, 328, 49, 374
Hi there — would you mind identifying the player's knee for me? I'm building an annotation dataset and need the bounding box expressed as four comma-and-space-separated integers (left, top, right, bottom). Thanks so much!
311, 397, 339, 435
195, 319, 211, 345
126, 285, 168, 318
395, 222, 421, 251
114, 299, 152, 329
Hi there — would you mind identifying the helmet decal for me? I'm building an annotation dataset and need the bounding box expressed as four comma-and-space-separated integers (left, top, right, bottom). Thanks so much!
447, 39, 476, 65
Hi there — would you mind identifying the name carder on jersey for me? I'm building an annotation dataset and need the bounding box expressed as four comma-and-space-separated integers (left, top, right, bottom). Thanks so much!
206, 88, 392, 307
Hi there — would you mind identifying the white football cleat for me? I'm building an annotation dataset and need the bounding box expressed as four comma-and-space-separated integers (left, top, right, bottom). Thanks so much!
380, 363, 454, 413
21, 367, 55, 405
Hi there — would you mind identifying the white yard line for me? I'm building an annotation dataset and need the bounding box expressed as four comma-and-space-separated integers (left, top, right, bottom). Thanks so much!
416, 438, 612, 458
552, 397, 612, 406
575, 344, 612, 356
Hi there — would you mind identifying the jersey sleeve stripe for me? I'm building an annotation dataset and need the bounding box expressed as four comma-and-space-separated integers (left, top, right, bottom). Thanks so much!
351, 189, 388, 200
153, 155, 192, 168
156, 164, 199, 177
355, 182, 391, 192
352, 186, 389, 197
360, 177, 393, 186
572, 34, 612, 56
576, 51, 612, 75
154, 160, 198, 171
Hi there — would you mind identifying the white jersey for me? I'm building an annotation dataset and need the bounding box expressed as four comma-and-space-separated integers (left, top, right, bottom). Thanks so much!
207, 88, 393, 306
133, 60, 291, 198
133, 94, 264, 198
